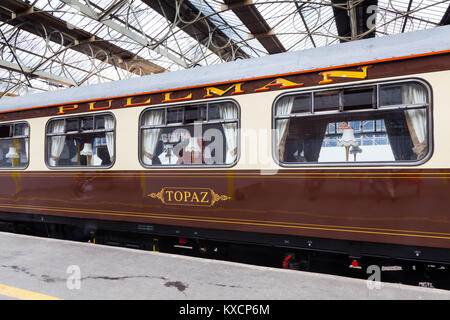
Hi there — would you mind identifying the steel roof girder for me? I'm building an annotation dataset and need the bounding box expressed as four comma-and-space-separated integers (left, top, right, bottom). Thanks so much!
60, 0, 190, 68
0, 58, 77, 87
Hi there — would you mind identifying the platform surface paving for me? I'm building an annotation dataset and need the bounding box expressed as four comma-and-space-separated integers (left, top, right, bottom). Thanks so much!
0, 232, 449, 300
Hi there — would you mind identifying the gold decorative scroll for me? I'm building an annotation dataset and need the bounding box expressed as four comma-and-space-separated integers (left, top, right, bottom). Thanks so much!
149, 188, 165, 203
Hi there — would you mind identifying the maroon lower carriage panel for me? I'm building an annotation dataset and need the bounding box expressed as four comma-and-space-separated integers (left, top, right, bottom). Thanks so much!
0, 169, 449, 251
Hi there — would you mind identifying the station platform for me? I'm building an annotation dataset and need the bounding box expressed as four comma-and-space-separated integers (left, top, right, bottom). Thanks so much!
0, 231, 449, 300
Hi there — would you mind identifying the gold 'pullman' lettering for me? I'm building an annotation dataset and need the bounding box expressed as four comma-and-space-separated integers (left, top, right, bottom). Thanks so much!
319, 66, 370, 84
89, 100, 114, 111
57, 104, 79, 115
203, 83, 244, 98
255, 78, 304, 92
124, 96, 151, 107
54, 65, 376, 116
163, 92, 192, 103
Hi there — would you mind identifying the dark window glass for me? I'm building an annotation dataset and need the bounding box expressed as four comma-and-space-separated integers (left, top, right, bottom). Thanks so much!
185, 106, 206, 124
167, 108, 183, 124
208, 104, 221, 120
95, 116, 105, 130
380, 83, 428, 107
66, 119, 78, 132
81, 117, 93, 131
0, 125, 10, 138
343, 87, 374, 111
380, 85, 402, 106
314, 91, 340, 112
292, 94, 312, 113
14, 123, 26, 136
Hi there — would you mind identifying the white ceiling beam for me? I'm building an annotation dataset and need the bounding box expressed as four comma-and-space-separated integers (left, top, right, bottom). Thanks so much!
0, 59, 77, 87
61, 0, 190, 68
98, 0, 128, 21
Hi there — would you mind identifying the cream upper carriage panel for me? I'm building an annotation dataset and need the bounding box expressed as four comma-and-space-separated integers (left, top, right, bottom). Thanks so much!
0, 26, 449, 171
235, 70, 447, 172
0, 70, 448, 173
12, 68, 450, 172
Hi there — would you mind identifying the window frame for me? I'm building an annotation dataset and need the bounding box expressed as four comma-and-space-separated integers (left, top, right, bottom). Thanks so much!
138, 99, 241, 169
0, 121, 30, 170
272, 78, 433, 167
45, 112, 116, 170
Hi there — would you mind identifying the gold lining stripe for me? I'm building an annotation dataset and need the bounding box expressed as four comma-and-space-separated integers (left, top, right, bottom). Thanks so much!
0, 173, 449, 179
2, 194, 449, 226
1, 203, 450, 241
0, 176, 447, 180
0, 171, 449, 177
0, 171, 450, 174
1, 202, 449, 236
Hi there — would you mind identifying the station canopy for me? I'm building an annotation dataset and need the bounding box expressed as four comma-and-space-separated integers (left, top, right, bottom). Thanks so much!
0, 0, 449, 98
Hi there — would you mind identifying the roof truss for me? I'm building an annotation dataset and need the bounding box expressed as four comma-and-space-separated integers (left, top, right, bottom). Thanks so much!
0, 0, 166, 76
222, 0, 286, 54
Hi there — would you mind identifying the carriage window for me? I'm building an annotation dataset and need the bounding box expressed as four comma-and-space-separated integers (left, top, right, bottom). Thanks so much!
292, 94, 312, 114
343, 87, 375, 111
314, 90, 340, 112
274, 81, 430, 165
140, 101, 238, 166
0, 122, 29, 168
46, 114, 115, 168
380, 82, 428, 107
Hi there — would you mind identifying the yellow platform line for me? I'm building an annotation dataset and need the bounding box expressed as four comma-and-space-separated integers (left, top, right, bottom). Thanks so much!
0, 284, 60, 300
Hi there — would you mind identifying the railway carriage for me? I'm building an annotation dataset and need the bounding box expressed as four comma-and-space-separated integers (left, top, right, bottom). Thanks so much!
1, 26, 450, 266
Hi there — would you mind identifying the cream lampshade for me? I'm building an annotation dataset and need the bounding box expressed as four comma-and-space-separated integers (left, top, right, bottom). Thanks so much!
5, 147, 19, 159
80, 143, 93, 156
338, 128, 358, 147
338, 126, 359, 162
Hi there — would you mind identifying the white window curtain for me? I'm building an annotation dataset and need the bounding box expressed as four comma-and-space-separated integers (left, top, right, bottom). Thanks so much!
49, 120, 66, 166
104, 115, 115, 162
142, 110, 164, 165
275, 96, 294, 161
218, 103, 238, 164
403, 84, 428, 159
